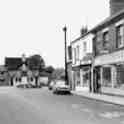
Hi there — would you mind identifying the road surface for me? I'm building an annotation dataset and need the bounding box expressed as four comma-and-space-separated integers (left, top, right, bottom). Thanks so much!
0, 87, 124, 124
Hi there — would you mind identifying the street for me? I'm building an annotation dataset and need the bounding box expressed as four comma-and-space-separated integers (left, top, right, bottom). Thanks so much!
0, 87, 124, 124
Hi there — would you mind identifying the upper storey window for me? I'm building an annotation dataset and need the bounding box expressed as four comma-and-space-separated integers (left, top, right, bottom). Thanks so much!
73, 48, 76, 64
76, 45, 80, 60
83, 42, 87, 52
103, 31, 109, 48
116, 25, 124, 48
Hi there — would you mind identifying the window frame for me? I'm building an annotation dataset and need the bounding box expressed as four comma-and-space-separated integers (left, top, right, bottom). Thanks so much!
76, 45, 80, 61
83, 41, 87, 52
73, 48, 76, 64
103, 31, 109, 48
116, 24, 124, 48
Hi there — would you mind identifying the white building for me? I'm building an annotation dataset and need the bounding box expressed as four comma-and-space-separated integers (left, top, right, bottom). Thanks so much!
71, 32, 93, 91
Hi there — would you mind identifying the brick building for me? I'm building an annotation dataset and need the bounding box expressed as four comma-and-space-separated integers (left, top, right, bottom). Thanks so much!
91, 0, 124, 95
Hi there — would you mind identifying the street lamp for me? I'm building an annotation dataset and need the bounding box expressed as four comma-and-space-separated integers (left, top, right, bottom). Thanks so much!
63, 26, 68, 85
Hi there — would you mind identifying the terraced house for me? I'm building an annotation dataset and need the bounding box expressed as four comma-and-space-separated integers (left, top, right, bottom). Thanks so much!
91, 0, 124, 95
71, 32, 93, 92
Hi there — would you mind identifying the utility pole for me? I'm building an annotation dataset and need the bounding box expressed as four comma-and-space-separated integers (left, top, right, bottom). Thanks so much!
63, 26, 68, 85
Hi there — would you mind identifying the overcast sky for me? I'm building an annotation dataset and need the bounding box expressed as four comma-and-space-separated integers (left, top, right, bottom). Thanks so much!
0, 0, 109, 68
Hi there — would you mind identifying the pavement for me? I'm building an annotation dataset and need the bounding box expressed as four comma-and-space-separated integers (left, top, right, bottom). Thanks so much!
71, 90, 124, 106
1, 87, 124, 124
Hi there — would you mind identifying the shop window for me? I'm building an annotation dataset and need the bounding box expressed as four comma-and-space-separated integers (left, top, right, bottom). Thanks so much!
102, 67, 111, 87
76, 71, 80, 86
116, 25, 124, 48
83, 72, 90, 87
116, 65, 124, 89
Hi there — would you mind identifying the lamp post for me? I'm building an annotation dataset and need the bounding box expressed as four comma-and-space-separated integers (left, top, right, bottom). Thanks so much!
63, 26, 68, 85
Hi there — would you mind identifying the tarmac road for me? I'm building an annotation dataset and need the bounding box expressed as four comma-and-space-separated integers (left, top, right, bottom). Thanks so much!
0, 87, 124, 124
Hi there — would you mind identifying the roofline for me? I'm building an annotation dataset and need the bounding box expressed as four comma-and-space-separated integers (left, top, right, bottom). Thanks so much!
71, 31, 91, 44
91, 9, 124, 33
70, 9, 124, 44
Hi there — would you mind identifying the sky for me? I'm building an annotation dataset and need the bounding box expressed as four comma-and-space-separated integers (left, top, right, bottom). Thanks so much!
0, 0, 109, 68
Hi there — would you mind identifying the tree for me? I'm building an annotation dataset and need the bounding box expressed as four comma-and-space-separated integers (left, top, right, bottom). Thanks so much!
28, 54, 45, 70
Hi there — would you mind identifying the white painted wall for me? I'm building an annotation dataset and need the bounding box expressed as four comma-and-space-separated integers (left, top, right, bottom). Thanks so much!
71, 33, 93, 67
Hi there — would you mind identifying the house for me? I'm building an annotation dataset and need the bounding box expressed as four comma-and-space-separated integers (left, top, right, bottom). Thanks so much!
5, 54, 35, 86
71, 32, 93, 92
91, 0, 124, 95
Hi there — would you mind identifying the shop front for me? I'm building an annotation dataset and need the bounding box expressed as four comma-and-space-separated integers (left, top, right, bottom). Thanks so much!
72, 66, 80, 91
79, 65, 91, 92
94, 49, 124, 96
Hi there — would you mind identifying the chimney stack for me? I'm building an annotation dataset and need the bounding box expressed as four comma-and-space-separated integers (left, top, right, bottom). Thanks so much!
110, 0, 124, 16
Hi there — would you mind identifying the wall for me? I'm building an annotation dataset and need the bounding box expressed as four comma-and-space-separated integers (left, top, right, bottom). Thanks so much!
94, 16, 124, 57
71, 34, 93, 67
110, 0, 124, 16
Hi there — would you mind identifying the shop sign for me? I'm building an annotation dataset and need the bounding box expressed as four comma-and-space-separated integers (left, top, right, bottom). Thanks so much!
94, 49, 124, 66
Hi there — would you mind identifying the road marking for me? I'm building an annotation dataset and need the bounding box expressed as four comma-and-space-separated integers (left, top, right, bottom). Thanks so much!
99, 111, 124, 119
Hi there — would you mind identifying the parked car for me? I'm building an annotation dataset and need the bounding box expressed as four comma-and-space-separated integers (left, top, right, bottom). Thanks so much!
52, 80, 70, 94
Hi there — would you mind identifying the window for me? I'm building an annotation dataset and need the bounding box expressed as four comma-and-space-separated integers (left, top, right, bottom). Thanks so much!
76, 45, 80, 60
102, 67, 111, 87
116, 25, 124, 48
103, 31, 109, 47
96, 35, 101, 43
83, 42, 87, 52
73, 48, 76, 64
68, 46, 72, 60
